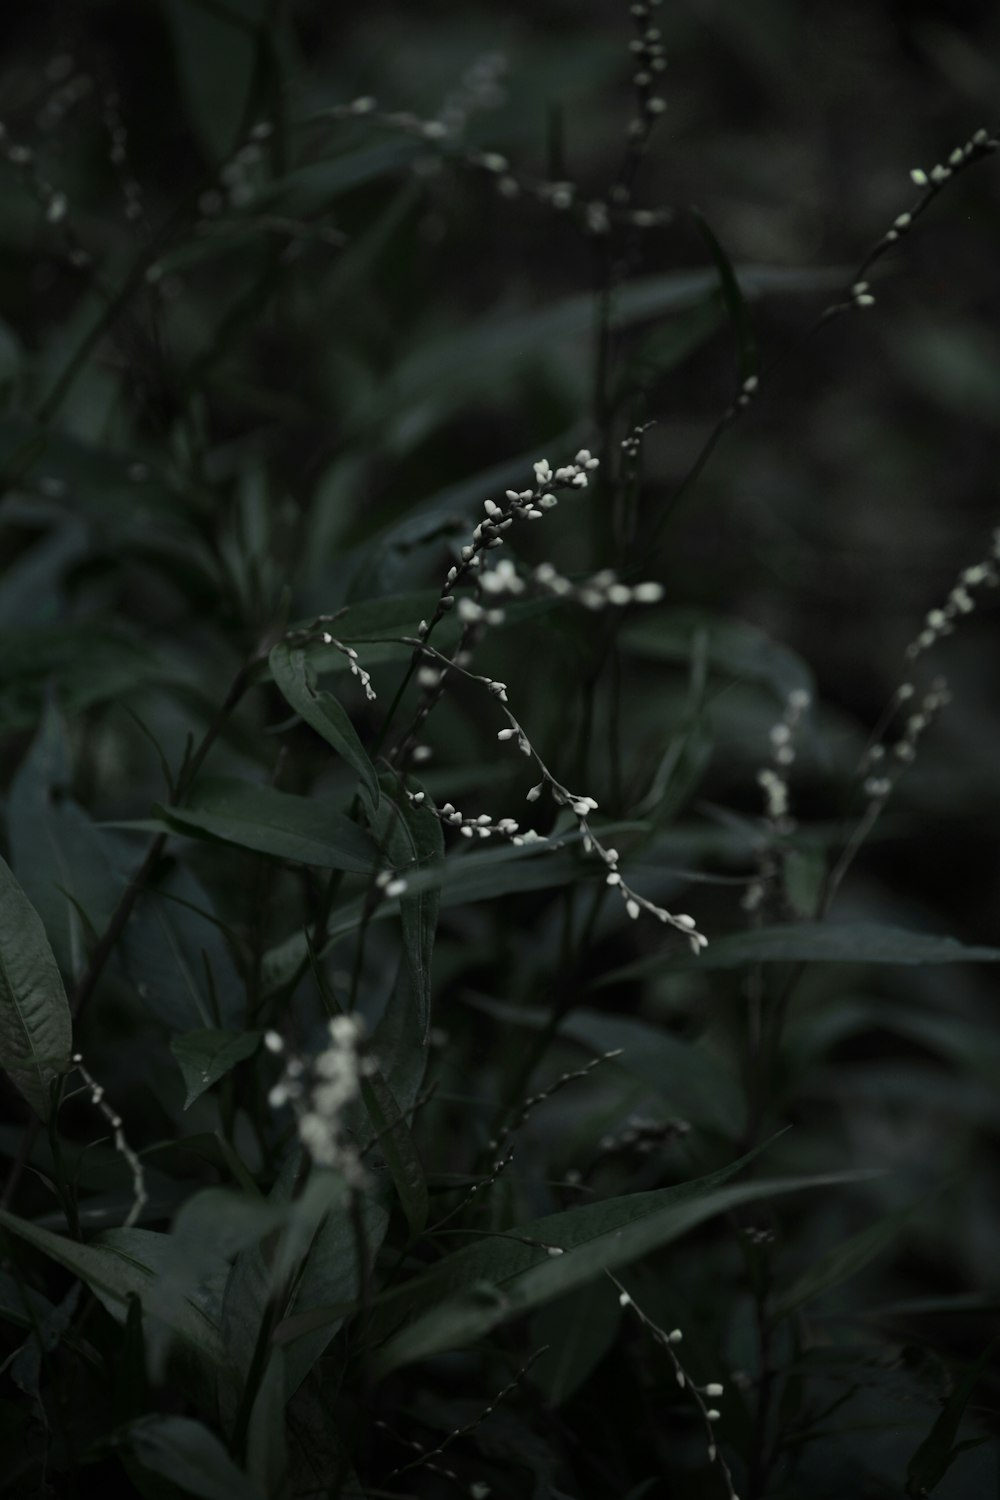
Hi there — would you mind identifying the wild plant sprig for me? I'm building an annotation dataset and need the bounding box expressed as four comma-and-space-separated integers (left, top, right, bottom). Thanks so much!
317, 97, 672, 237
404, 639, 707, 951
385, 1346, 548, 1482
486, 1048, 624, 1156
286, 613, 378, 700
650, 125, 1000, 547
376, 450, 601, 766
611, 1274, 738, 1500
68, 1055, 147, 1230
616, 0, 669, 206
823, 526, 1000, 908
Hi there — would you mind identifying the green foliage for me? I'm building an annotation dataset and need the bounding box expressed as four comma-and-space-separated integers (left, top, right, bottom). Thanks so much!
0, 5, 998, 1498
0, 858, 73, 1120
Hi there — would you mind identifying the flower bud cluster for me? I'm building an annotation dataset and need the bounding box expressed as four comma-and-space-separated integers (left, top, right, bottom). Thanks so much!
905, 528, 1000, 661
596, 1113, 691, 1157
862, 677, 950, 800
625, 0, 668, 144
104, 89, 145, 228
0, 118, 89, 266
757, 689, 810, 819
409, 787, 547, 848
743, 688, 810, 913
36, 53, 93, 134
437, 51, 507, 137
265, 1016, 373, 1183
909, 128, 996, 195
329, 96, 671, 234
203, 121, 273, 215
478, 556, 665, 610
854, 527, 998, 813
417, 450, 601, 646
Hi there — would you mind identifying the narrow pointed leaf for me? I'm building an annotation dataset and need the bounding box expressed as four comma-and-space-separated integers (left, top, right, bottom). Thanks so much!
905, 1345, 995, 1496
375, 781, 444, 1040
359, 1067, 428, 1235
603, 921, 1000, 982
157, 777, 377, 873
771, 1204, 915, 1321
370, 1168, 877, 1377
269, 641, 380, 812
691, 207, 758, 382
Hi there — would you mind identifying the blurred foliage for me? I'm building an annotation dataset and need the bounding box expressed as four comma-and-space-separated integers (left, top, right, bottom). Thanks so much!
0, 1, 999, 1497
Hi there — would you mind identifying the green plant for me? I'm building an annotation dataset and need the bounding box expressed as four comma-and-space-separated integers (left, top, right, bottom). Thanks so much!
1, 4, 998, 1497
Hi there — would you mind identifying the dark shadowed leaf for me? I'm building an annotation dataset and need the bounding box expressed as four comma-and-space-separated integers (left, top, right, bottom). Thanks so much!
466, 996, 740, 1134
370, 1161, 876, 1376
375, 780, 444, 1041
161, 0, 265, 159
7, 706, 125, 978
269, 641, 380, 812
118, 860, 244, 1030
530, 1281, 622, 1405
905, 1346, 994, 1497
771, 1204, 915, 1321
603, 922, 1000, 983
359, 1065, 428, 1235
0, 1210, 225, 1368
619, 607, 813, 703
158, 777, 378, 872
171, 1029, 263, 1109
691, 208, 759, 382
125, 1414, 264, 1500
0, 856, 72, 1119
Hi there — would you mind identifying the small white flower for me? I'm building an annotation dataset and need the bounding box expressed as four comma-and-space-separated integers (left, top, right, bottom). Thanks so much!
632, 581, 664, 603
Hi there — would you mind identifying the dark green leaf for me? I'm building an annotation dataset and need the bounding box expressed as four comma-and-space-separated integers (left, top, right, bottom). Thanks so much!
9, 1282, 80, 1400
268, 642, 380, 812
359, 1066, 428, 1235
530, 1281, 621, 1405
690, 208, 758, 382
370, 1157, 875, 1376
245, 1349, 288, 1497
772, 1205, 914, 1321
619, 607, 813, 704
0, 855, 72, 1120
170, 1029, 263, 1109
905, 1346, 994, 1496
118, 860, 244, 1030
161, 0, 265, 159
125, 1414, 264, 1500
0, 1210, 225, 1367
375, 781, 444, 1041
158, 777, 378, 873
7, 706, 125, 978
604, 921, 1000, 983
466, 997, 740, 1134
